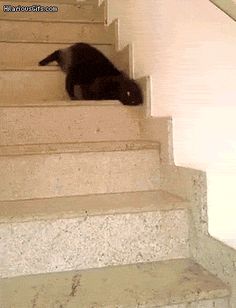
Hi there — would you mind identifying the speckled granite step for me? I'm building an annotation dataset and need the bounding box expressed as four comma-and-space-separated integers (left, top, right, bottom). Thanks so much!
0, 190, 190, 277
0, 141, 160, 200
0, 0, 104, 22
0, 102, 141, 144
0, 259, 230, 307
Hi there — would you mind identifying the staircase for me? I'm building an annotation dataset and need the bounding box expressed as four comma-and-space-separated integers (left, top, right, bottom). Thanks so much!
0, 0, 233, 307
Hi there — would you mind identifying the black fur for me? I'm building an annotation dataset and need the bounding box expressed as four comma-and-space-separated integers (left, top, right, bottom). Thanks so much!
39, 43, 143, 105
81, 75, 143, 105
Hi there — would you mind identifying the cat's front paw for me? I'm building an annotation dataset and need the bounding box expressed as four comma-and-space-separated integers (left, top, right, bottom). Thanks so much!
70, 96, 77, 101
39, 60, 46, 66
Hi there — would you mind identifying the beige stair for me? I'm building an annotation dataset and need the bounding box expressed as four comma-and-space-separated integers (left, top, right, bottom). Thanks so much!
0, 19, 114, 43
0, 68, 68, 102
0, 61, 130, 103
0, 190, 189, 277
0, 0, 104, 22
0, 0, 233, 306
0, 102, 141, 144
0, 259, 230, 307
0, 141, 160, 200
0, 47, 130, 104
0, 42, 115, 68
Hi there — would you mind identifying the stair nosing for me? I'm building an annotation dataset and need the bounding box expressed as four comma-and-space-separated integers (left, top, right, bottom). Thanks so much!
0, 17, 104, 24
0, 66, 61, 72
0, 100, 125, 107
0, 140, 160, 157
0, 40, 113, 46
0, 39, 112, 45
0, 190, 189, 223
0, 1, 99, 7
0, 0, 91, 4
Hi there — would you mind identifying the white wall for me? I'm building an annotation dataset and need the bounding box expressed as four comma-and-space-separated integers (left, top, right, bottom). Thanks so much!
107, 0, 236, 247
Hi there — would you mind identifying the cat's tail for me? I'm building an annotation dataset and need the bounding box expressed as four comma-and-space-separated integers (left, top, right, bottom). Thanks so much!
38, 50, 60, 66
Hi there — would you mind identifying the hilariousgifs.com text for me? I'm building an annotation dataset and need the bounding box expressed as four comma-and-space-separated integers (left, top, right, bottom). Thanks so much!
2, 4, 58, 13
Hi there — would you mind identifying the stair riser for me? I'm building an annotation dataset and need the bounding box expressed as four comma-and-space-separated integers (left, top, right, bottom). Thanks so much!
0, 150, 160, 200
0, 42, 114, 68
0, 209, 189, 277
0, 106, 141, 145
0, 1, 104, 22
0, 20, 113, 44
0, 71, 67, 102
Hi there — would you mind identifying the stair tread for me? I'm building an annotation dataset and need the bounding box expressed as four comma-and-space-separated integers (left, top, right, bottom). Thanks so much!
2, 0, 79, 4
1, 258, 229, 307
0, 16, 103, 24
0, 42, 114, 68
0, 40, 112, 45
0, 190, 188, 223
0, 99, 126, 107
0, 140, 159, 157
0, 39, 112, 45
0, 0, 97, 6
0, 19, 113, 45
2, 0, 98, 5
0, 66, 61, 71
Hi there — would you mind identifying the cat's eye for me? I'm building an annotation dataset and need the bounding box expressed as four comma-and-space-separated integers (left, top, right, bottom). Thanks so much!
127, 91, 131, 97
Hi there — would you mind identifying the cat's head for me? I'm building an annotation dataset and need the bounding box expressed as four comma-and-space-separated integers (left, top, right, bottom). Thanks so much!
117, 76, 143, 106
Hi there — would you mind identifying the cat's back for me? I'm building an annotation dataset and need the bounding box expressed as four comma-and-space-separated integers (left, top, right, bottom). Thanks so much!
69, 43, 111, 66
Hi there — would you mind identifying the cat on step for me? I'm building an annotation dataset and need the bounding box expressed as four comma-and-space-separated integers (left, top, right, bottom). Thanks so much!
38, 42, 143, 105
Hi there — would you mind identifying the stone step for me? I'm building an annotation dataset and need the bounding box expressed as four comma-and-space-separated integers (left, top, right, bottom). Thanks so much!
0, 102, 141, 145
0, 66, 132, 103
0, 141, 160, 200
0, 259, 230, 307
0, 42, 114, 68
0, 19, 114, 44
0, 190, 189, 277
0, 1, 104, 22
0, 68, 68, 103
0, 42, 131, 76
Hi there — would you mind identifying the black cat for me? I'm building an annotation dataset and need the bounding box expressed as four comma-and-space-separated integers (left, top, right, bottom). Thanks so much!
39, 42, 143, 105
